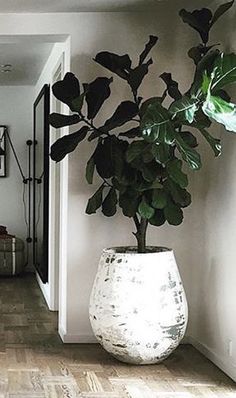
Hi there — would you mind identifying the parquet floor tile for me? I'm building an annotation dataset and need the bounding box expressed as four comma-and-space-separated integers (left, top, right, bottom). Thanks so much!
0, 274, 235, 397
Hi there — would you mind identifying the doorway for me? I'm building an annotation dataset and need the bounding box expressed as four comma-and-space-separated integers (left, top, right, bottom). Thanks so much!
0, 34, 71, 335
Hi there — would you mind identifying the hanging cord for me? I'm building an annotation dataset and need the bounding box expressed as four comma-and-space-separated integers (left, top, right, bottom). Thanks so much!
3, 129, 26, 182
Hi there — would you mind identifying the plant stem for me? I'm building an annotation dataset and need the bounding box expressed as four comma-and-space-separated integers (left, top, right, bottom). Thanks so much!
133, 215, 148, 253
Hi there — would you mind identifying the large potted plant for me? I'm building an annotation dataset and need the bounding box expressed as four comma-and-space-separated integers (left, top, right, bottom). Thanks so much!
50, 1, 236, 364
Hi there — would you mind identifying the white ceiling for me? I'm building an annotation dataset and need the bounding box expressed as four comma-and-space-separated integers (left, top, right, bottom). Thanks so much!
0, 43, 54, 85
0, 0, 159, 13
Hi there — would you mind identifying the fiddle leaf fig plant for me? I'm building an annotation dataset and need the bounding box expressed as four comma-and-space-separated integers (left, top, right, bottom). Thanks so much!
49, 0, 236, 253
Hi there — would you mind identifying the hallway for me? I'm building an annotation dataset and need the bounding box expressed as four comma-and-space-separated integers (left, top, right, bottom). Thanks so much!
0, 274, 235, 397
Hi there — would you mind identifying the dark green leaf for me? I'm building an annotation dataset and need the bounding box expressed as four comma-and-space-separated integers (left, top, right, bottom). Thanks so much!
149, 210, 166, 226
128, 59, 152, 92
211, 1, 234, 27
139, 35, 158, 65
164, 179, 191, 208
71, 93, 86, 113
119, 191, 140, 217
140, 97, 163, 117
102, 188, 117, 217
152, 189, 168, 209
160, 73, 182, 100
86, 155, 95, 184
52, 72, 80, 110
102, 101, 138, 132
198, 128, 221, 157
119, 127, 141, 138
164, 203, 183, 226
151, 143, 172, 164
141, 100, 176, 144
135, 180, 162, 192
202, 94, 236, 132
94, 137, 114, 178
179, 131, 198, 148
86, 184, 104, 214
50, 126, 89, 162
169, 96, 199, 123
49, 113, 81, 129
166, 159, 188, 188
179, 8, 212, 44
126, 141, 149, 163
138, 197, 155, 219
175, 135, 202, 170
84, 77, 113, 120
94, 51, 131, 79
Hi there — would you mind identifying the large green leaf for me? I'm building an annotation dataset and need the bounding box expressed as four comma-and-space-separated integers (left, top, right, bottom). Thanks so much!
86, 184, 104, 214
86, 155, 95, 184
149, 210, 166, 226
202, 94, 236, 132
164, 203, 183, 226
49, 113, 81, 128
128, 59, 153, 92
152, 189, 168, 209
126, 141, 149, 163
175, 135, 202, 170
211, 53, 236, 92
169, 96, 199, 123
164, 179, 191, 208
141, 101, 176, 144
50, 126, 89, 162
198, 128, 221, 156
102, 188, 117, 217
138, 197, 155, 219
119, 191, 140, 217
94, 52, 131, 79
210, 1, 234, 27
102, 101, 138, 132
179, 8, 212, 44
83, 77, 113, 120
52, 72, 80, 110
179, 131, 198, 148
166, 159, 188, 188
151, 143, 172, 165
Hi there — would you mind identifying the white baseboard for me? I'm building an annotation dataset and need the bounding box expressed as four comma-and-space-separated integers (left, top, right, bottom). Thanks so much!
188, 336, 236, 382
58, 326, 97, 343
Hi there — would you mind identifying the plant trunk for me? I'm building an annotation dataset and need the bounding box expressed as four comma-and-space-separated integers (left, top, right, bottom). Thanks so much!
133, 217, 148, 253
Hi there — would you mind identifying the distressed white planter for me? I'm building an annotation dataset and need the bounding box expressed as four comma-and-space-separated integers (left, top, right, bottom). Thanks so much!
89, 247, 188, 364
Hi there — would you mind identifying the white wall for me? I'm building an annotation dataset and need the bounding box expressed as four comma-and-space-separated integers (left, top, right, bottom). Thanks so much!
188, 9, 236, 381
0, 86, 34, 245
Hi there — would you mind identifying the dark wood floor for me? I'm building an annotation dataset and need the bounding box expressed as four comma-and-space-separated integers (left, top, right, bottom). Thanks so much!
0, 273, 235, 397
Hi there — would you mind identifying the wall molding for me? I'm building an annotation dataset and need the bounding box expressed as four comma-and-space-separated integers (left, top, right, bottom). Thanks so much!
188, 336, 236, 382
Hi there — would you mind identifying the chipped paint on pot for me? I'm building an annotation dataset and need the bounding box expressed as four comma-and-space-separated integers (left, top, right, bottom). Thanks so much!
89, 246, 188, 365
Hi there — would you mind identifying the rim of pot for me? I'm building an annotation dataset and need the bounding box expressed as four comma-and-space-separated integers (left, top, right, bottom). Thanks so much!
103, 246, 173, 255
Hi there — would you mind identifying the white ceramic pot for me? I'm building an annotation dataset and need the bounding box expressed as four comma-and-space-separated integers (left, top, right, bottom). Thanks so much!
89, 246, 188, 364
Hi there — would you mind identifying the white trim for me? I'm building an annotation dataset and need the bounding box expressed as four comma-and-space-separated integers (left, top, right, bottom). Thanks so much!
188, 336, 236, 382
58, 326, 97, 344
36, 272, 51, 308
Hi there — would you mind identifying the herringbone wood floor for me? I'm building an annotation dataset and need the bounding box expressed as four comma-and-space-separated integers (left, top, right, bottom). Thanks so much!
0, 274, 235, 397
